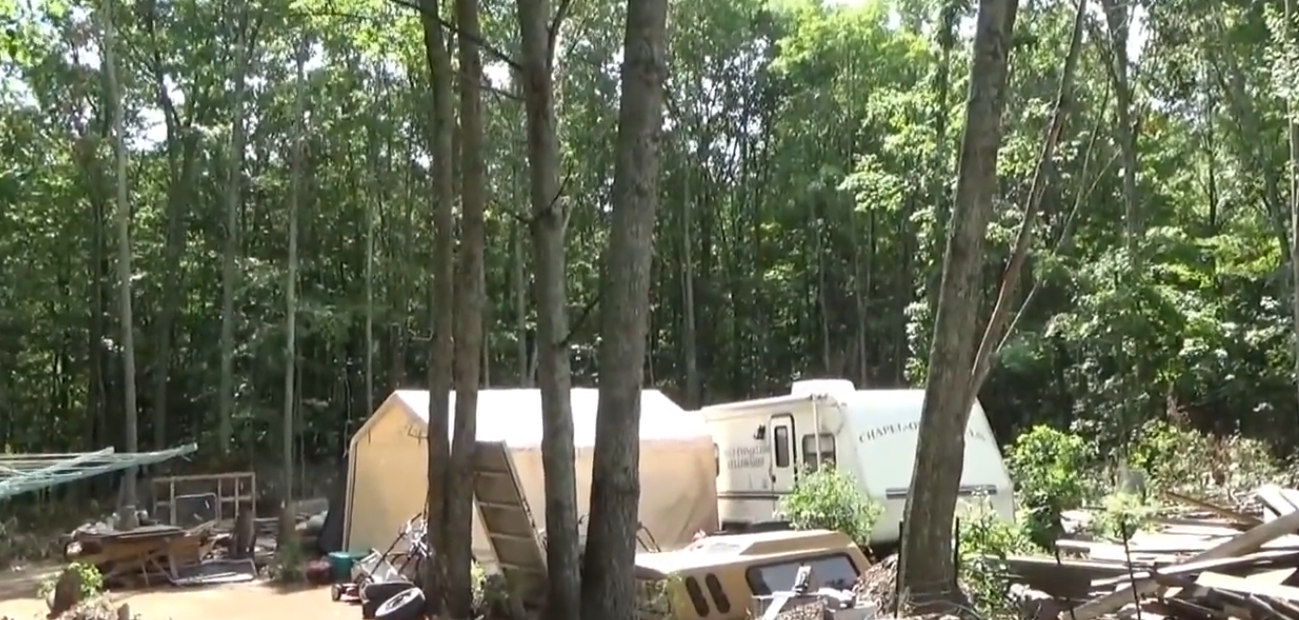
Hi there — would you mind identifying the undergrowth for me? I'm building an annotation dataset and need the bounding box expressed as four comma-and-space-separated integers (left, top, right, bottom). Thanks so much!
38, 561, 104, 610
776, 464, 882, 546
957, 420, 1288, 617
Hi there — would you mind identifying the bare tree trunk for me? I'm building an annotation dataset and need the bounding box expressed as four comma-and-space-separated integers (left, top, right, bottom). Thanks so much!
278, 35, 308, 548
517, 0, 580, 616
445, 0, 486, 613
681, 158, 700, 408
513, 220, 530, 386
418, 2, 456, 609
1286, 0, 1299, 434
897, 0, 1018, 608
365, 116, 378, 412
1099, 0, 1139, 259
580, 0, 669, 616
99, 0, 139, 513
218, 12, 256, 459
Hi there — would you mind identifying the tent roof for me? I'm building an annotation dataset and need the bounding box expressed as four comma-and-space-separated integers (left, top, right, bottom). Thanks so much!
357, 388, 707, 449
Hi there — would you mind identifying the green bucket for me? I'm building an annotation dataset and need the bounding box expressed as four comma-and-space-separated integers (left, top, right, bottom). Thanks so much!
327, 551, 359, 582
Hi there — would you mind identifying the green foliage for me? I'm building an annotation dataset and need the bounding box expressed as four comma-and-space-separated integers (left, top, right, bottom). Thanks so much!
956, 499, 1040, 616
270, 540, 305, 583
1089, 492, 1159, 541
776, 465, 881, 546
3, 0, 1299, 568
471, 561, 513, 615
37, 562, 103, 602
1129, 419, 1283, 496
1005, 425, 1095, 546
1129, 419, 1212, 488
636, 574, 683, 620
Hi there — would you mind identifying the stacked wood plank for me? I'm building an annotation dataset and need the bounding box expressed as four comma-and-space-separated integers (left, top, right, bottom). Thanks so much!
997, 485, 1299, 620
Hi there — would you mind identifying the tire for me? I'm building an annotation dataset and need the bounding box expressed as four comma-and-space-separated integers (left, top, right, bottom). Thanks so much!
331, 583, 342, 601
360, 580, 413, 618
362, 580, 414, 604
375, 586, 425, 620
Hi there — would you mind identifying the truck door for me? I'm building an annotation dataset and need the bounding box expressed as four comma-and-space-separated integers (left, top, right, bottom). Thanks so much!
769, 413, 796, 496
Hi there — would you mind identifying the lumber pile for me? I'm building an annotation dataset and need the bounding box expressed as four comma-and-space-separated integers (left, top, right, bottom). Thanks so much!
1000, 485, 1299, 620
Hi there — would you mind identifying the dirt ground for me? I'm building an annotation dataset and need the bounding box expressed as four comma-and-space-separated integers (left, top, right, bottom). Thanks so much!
0, 565, 362, 620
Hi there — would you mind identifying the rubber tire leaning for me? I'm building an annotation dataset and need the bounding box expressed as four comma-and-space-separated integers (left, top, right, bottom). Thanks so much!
375, 586, 425, 620
360, 580, 415, 619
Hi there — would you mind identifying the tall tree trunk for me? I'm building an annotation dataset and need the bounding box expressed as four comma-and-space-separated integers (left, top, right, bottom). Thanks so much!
418, 3, 455, 611
1286, 0, 1299, 435
925, 0, 958, 315
513, 218, 530, 386
141, 0, 206, 451
1099, 0, 1139, 259
279, 35, 308, 547
445, 0, 486, 612
580, 0, 669, 616
897, 0, 1019, 607
365, 117, 378, 413
681, 155, 700, 408
517, 0, 580, 616
99, 0, 139, 512
218, 12, 256, 458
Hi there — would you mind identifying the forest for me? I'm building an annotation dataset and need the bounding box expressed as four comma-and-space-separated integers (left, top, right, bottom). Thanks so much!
8, 0, 1297, 465
5, 0, 1299, 613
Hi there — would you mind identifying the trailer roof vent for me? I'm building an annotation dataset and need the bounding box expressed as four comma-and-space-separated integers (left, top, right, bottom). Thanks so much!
790, 379, 856, 398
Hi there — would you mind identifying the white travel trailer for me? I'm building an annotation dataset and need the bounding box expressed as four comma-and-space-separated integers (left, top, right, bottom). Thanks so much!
702, 379, 1015, 546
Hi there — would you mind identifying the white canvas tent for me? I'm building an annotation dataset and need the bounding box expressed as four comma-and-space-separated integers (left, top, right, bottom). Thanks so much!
342, 388, 719, 559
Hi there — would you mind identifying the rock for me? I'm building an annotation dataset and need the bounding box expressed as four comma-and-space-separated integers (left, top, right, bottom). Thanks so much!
47, 566, 85, 618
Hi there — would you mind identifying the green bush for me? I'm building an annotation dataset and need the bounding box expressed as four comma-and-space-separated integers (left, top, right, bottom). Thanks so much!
776, 464, 881, 546
1005, 425, 1094, 546
956, 499, 1039, 617
38, 561, 103, 602
1129, 419, 1281, 495
1089, 491, 1159, 540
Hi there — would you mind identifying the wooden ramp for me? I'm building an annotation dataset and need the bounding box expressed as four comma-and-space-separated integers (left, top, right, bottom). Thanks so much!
472, 441, 547, 610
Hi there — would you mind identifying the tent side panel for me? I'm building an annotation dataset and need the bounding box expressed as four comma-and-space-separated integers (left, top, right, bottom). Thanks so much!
346, 405, 429, 553
506, 437, 718, 552
638, 438, 719, 548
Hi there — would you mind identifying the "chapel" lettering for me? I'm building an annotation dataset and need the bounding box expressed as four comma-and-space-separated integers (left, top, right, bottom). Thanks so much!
860, 421, 990, 444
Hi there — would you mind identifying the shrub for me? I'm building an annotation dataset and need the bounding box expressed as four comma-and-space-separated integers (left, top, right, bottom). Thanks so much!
1128, 419, 1282, 496
956, 499, 1039, 616
1005, 425, 1094, 546
38, 561, 103, 603
776, 464, 881, 546
1090, 491, 1159, 540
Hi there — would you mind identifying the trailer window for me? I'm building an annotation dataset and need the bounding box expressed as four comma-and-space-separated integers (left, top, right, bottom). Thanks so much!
713, 442, 719, 477
745, 553, 858, 595
705, 573, 731, 613
802, 433, 836, 470
684, 576, 711, 615
773, 426, 791, 468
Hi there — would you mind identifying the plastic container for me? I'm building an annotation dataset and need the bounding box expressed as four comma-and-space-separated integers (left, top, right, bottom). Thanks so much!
327, 551, 358, 582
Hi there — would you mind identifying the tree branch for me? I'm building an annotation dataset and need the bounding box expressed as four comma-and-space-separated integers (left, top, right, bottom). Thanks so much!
383, 0, 522, 71
546, 0, 573, 70
967, 0, 1087, 401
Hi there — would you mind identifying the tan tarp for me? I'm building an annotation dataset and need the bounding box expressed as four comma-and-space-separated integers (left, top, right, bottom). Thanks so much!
343, 389, 719, 559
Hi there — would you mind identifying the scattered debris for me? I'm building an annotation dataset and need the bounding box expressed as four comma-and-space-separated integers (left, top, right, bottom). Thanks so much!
856, 554, 899, 612
998, 484, 1299, 620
